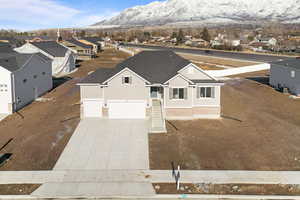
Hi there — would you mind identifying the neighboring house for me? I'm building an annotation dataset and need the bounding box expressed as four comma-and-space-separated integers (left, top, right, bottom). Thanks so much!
0, 37, 21, 48
230, 40, 241, 47
185, 38, 209, 47
258, 37, 277, 46
270, 58, 300, 96
249, 42, 268, 52
61, 38, 94, 60
14, 41, 76, 77
0, 42, 16, 57
78, 51, 223, 123
15, 35, 55, 43
79, 37, 104, 54
0, 53, 53, 114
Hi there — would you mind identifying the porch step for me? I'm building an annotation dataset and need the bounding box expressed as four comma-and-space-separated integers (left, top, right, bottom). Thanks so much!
150, 100, 166, 134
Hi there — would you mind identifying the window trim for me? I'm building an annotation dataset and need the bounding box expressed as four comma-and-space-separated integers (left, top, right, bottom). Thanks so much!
122, 76, 132, 85
197, 87, 215, 99
170, 87, 188, 100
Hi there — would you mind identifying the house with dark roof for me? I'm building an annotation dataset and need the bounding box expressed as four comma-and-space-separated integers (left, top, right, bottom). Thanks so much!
79, 37, 105, 53
0, 52, 52, 114
61, 38, 94, 60
270, 58, 300, 96
78, 51, 223, 131
14, 41, 76, 77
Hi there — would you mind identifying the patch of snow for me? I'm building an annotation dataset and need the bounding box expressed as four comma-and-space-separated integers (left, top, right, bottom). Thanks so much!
92, 0, 300, 27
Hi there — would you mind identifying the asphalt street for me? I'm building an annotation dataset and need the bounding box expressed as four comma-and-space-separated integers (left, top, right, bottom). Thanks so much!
125, 44, 291, 63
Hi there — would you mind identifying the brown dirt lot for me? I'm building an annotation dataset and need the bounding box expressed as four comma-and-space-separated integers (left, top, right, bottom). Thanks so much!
149, 72, 300, 170
180, 54, 258, 67
0, 184, 40, 195
153, 183, 300, 195
0, 48, 129, 171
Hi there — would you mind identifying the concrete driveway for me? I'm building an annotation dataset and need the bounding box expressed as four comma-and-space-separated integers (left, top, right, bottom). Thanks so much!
54, 118, 150, 170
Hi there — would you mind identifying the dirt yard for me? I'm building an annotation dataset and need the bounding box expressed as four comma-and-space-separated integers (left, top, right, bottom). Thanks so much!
149, 71, 300, 171
0, 48, 129, 171
181, 54, 258, 67
0, 185, 40, 195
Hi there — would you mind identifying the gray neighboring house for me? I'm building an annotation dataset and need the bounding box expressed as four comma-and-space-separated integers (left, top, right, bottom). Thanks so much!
15, 41, 76, 77
270, 58, 300, 96
78, 51, 223, 131
0, 51, 53, 114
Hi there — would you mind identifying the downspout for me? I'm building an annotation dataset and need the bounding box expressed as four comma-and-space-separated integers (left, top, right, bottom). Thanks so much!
11, 73, 16, 113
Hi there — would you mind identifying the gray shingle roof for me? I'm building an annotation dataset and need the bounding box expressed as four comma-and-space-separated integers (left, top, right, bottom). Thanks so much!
30, 41, 68, 57
271, 58, 300, 70
0, 54, 32, 72
0, 53, 51, 72
192, 79, 223, 84
82, 37, 103, 44
67, 38, 93, 49
80, 51, 191, 84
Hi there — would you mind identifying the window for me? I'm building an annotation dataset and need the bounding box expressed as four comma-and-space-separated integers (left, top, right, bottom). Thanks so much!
23, 79, 27, 83
170, 88, 187, 100
33, 75, 37, 79
122, 76, 131, 84
291, 70, 295, 78
197, 87, 215, 98
42, 72, 46, 75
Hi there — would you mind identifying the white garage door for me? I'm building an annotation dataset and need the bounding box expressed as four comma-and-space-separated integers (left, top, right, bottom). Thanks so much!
83, 100, 103, 118
108, 100, 146, 119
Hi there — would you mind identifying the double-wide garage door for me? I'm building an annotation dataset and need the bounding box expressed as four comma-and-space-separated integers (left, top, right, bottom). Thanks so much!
108, 100, 146, 119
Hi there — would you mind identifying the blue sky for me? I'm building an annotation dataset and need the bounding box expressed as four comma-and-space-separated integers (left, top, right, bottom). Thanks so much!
0, 0, 160, 31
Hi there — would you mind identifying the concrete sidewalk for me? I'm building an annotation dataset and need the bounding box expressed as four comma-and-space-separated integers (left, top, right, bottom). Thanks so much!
2, 170, 300, 185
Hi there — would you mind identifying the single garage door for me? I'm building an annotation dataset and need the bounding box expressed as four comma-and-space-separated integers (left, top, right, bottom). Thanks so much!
83, 99, 103, 118
108, 100, 146, 119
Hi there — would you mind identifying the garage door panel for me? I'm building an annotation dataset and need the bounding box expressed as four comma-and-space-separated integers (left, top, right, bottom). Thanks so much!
108, 101, 146, 119
83, 100, 103, 118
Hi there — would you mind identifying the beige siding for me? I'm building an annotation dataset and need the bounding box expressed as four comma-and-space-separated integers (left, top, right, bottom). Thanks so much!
179, 64, 212, 80
105, 69, 149, 102
80, 85, 103, 99
165, 76, 192, 108
193, 86, 221, 106
166, 107, 221, 120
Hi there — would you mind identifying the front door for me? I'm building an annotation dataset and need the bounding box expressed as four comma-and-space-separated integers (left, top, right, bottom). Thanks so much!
151, 87, 163, 99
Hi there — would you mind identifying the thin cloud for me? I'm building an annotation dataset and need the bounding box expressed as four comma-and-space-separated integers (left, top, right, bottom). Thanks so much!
0, 0, 118, 30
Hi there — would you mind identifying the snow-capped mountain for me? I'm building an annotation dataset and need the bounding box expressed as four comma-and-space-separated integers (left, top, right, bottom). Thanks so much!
93, 0, 300, 27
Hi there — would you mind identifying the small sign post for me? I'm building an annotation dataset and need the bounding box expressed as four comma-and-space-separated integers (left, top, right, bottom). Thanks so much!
176, 165, 181, 190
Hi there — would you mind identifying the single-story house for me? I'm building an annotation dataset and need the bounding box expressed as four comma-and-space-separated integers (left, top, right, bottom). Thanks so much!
80, 37, 105, 52
0, 52, 53, 114
61, 38, 94, 60
257, 37, 277, 46
78, 51, 223, 121
270, 58, 300, 96
14, 41, 76, 77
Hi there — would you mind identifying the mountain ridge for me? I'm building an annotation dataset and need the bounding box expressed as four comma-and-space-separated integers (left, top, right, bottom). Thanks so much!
92, 0, 300, 27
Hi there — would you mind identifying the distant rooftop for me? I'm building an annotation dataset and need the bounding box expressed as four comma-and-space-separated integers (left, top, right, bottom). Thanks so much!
30, 41, 68, 57
271, 58, 300, 70
67, 38, 93, 49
